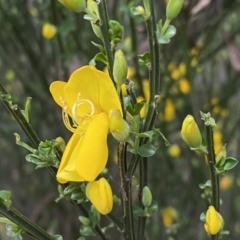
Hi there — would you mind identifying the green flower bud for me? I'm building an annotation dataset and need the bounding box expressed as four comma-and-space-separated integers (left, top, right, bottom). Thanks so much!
216, 144, 227, 164
181, 115, 202, 148
55, 137, 66, 152
166, 0, 184, 21
113, 50, 128, 86
79, 216, 91, 225
109, 109, 129, 142
142, 186, 152, 207
58, 0, 86, 13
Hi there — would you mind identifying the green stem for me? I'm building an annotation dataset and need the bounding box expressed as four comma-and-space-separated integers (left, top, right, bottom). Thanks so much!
98, 0, 115, 81
205, 125, 220, 240
137, 157, 147, 240
118, 142, 135, 240
0, 201, 52, 240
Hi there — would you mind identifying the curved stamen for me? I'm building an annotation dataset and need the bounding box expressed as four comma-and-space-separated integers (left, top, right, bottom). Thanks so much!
59, 94, 95, 133
72, 93, 95, 126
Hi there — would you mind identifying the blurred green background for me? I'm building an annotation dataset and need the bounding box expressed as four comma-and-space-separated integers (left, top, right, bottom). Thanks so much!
1, 0, 240, 239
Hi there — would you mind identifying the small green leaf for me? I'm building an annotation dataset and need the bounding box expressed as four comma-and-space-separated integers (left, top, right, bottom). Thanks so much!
80, 225, 95, 237
200, 212, 206, 222
144, 202, 158, 217
52, 235, 63, 240
138, 52, 151, 68
223, 157, 239, 171
133, 206, 145, 217
138, 143, 157, 157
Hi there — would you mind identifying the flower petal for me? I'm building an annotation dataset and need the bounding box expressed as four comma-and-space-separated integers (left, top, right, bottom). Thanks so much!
64, 66, 122, 118
49, 81, 66, 108
76, 112, 109, 181
86, 178, 113, 215
56, 127, 84, 183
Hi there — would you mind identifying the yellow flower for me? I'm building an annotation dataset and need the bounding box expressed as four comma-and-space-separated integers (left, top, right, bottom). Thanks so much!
204, 206, 223, 235
178, 62, 186, 76
181, 115, 202, 148
214, 131, 222, 154
168, 144, 180, 157
167, 62, 176, 72
179, 77, 190, 94
161, 207, 178, 227
58, 0, 86, 12
220, 175, 232, 191
171, 68, 181, 80
136, 96, 146, 118
50, 66, 122, 183
161, 98, 175, 122
142, 79, 150, 100
86, 178, 113, 215
42, 23, 57, 39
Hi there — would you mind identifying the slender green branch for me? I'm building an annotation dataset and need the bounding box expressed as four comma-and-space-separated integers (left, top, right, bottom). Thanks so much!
98, 0, 114, 80
0, 201, 52, 240
205, 125, 220, 240
118, 142, 135, 240
137, 157, 147, 240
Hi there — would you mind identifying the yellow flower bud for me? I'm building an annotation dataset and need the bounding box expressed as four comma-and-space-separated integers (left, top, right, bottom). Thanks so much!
86, 178, 113, 215
204, 206, 223, 235
166, 0, 184, 21
168, 144, 180, 157
55, 137, 66, 152
58, 0, 86, 13
42, 23, 57, 40
113, 50, 128, 86
161, 206, 178, 227
181, 115, 202, 148
142, 186, 152, 207
109, 109, 129, 142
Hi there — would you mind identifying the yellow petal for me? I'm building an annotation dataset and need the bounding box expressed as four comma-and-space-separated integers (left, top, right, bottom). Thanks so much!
64, 66, 122, 118
76, 112, 109, 181
56, 127, 84, 183
86, 178, 113, 215
49, 81, 66, 108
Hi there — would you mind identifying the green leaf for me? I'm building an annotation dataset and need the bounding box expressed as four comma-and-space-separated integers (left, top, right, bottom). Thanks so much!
156, 21, 177, 44
199, 180, 211, 190
91, 41, 105, 53
52, 235, 63, 240
200, 212, 206, 222
144, 202, 158, 217
138, 52, 151, 68
89, 52, 108, 65
138, 143, 157, 157
138, 131, 154, 138
80, 225, 95, 237
133, 206, 145, 217
0, 190, 11, 208
153, 129, 170, 146
223, 157, 239, 171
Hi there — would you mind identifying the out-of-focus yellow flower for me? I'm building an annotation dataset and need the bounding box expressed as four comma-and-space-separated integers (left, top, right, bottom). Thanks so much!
220, 109, 228, 117
50, 66, 122, 183
86, 178, 113, 215
214, 131, 222, 154
161, 207, 178, 227
179, 77, 190, 94
42, 23, 57, 39
137, 96, 146, 118
58, 0, 86, 12
211, 97, 219, 106
204, 206, 223, 235
191, 57, 198, 68
162, 98, 175, 121
168, 144, 180, 157
220, 175, 233, 191
28, 6, 38, 17
5, 70, 15, 81
181, 115, 202, 148
142, 79, 150, 100
189, 47, 199, 56
167, 62, 176, 72
178, 62, 186, 76
171, 68, 181, 80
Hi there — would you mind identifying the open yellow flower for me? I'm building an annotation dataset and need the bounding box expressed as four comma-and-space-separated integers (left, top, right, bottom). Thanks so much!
50, 66, 121, 183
